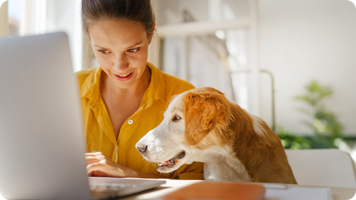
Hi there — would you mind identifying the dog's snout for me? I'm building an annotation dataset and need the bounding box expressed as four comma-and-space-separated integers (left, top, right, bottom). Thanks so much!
136, 143, 147, 153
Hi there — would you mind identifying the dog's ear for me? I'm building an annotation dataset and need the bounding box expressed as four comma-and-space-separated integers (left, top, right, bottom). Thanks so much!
183, 87, 228, 145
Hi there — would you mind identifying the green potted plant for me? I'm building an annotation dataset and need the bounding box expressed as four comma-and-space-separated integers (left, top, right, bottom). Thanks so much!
294, 81, 343, 148
277, 81, 343, 149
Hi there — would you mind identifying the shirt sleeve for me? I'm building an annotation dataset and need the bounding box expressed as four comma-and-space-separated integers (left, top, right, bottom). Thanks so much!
169, 162, 204, 180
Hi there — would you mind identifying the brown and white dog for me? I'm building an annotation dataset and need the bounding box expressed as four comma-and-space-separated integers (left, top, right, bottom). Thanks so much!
136, 87, 297, 184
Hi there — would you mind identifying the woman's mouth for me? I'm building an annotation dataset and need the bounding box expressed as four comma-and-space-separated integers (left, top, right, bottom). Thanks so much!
114, 72, 133, 81
157, 151, 186, 170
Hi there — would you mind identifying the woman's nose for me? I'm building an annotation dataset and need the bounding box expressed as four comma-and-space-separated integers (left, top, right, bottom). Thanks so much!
113, 55, 128, 70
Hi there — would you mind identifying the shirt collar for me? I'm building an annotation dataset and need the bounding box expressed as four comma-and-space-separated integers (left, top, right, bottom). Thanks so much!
80, 67, 102, 109
144, 62, 166, 108
80, 62, 166, 109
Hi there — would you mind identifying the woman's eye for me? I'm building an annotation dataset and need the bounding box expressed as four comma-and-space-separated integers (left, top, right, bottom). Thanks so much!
127, 48, 140, 53
172, 115, 182, 122
98, 50, 110, 54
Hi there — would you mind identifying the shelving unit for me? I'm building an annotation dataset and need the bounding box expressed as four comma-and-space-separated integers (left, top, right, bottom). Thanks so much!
150, 0, 261, 116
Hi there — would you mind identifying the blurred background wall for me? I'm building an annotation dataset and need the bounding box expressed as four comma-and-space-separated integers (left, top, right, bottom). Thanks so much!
2, 0, 356, 137
259, 0, 356, 136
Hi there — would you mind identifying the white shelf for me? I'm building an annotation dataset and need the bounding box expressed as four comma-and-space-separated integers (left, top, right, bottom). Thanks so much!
156, 18, 251, 37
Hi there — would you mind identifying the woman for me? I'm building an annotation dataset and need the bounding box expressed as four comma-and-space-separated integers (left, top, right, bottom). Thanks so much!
77, 0, 204, 179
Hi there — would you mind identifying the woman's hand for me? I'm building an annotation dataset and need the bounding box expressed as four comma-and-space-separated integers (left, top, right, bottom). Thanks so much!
85, 152, 137, 177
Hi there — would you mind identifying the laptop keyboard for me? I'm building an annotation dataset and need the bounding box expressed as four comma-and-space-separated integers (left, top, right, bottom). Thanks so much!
89, 182, 137, 192
88, 177, 166, 200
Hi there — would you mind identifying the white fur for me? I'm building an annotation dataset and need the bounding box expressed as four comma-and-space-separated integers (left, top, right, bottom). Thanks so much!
250, 115, 266, 136
198, 145, 251, 182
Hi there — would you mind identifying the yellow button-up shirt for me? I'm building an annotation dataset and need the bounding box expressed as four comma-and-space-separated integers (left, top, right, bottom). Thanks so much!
76, 62, 204, 179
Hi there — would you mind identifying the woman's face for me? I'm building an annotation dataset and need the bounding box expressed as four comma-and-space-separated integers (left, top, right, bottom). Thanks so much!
88, 19, 153, 90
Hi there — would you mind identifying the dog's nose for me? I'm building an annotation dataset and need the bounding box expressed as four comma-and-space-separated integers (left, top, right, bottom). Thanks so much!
136, 144, 147, 153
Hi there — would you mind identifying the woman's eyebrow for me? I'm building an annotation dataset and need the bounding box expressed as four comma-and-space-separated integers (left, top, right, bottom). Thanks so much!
127, 41, 144, 48
93, 41, 144, 49
93, 44, 107, 49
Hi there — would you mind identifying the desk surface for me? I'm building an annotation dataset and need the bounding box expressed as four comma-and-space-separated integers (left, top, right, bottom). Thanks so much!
119, 179, 356, 200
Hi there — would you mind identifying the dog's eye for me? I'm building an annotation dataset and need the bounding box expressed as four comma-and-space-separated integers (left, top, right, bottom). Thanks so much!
172, 115, 182, 122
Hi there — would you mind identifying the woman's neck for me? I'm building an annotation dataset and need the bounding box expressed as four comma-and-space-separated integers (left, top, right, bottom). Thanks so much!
101, 66, 151, 101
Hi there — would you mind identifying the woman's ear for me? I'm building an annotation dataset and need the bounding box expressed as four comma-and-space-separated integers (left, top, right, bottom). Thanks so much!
183, 88, 228, 145
148, 22, 156, 44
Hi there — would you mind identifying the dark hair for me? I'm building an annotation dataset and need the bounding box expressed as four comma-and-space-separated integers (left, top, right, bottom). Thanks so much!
82, 0, 155, 38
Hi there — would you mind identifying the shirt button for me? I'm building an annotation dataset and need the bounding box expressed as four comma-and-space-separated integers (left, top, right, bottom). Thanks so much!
115, 146, 117, 150
128, 119, 133, 125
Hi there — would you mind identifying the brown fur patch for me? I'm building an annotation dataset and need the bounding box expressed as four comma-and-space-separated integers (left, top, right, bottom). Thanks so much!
183, 88, 229, 145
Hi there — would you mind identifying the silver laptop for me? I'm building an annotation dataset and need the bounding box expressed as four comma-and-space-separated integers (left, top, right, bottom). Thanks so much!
0, 32, 165, 200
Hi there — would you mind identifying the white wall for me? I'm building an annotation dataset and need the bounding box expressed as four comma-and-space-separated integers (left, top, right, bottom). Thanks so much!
46, 0, 82, 71
259, 0, 356, 135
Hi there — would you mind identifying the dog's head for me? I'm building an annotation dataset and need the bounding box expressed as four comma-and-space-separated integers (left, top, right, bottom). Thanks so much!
135, 87, 237, 173
136, 87, 297, 184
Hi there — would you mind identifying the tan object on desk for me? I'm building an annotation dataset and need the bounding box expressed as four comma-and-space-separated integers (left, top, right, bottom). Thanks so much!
162, 181, 265, 200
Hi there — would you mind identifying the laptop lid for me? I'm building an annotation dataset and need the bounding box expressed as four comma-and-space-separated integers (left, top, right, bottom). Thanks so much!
0, 32, 91, 199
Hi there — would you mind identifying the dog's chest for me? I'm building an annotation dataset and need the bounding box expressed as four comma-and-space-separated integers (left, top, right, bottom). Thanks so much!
203, 159, 252, 182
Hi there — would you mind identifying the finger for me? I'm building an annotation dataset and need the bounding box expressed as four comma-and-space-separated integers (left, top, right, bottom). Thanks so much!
85, 154, 107, 165
89, 170, 109, 177
85, 154, 105, 160
86, 162, 110, 175
85, 151, 103, 157
86, 162, 125, 177
85, 157, 102, 165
